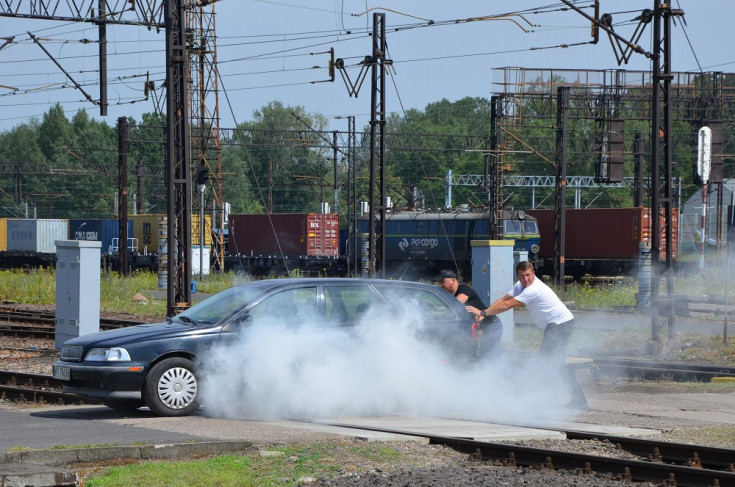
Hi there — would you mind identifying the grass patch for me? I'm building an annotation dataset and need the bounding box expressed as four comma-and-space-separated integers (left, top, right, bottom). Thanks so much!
82, 442, 419, 487
0, 269, 238, 317
0, 268, 56, 304
556, 280, 638, 309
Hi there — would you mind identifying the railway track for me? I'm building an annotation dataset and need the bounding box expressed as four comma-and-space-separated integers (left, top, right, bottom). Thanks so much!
324, 421, 735, 487
0, 369, 92, 405
592, 357, 735, 381
0, 307, 148, 338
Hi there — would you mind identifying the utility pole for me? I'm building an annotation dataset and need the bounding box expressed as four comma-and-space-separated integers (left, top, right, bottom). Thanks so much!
188, 3, 224, 274
367, 12, 388, 278
117, 117, 129, 276
554, 87, 570, 288
164, 0, 192, 316
649, 1, 682, 343
334, 12, 390, 278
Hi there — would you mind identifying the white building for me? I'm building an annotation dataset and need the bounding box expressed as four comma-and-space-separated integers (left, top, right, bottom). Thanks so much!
679, 178, 735, 254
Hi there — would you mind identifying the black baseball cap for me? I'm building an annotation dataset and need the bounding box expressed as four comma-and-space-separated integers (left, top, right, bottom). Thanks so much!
435, 269, 457, 281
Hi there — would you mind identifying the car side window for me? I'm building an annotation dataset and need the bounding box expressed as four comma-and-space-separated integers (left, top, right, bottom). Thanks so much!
247, 287, 318, 325
324, 285, 379, 325
377, 286, 458, 321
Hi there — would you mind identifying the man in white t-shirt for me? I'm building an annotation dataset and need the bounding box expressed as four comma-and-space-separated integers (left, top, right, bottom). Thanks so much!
465, 260, 588, 409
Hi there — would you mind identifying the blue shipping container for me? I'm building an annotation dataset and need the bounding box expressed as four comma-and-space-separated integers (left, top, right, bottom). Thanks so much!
69, 219, 134, 255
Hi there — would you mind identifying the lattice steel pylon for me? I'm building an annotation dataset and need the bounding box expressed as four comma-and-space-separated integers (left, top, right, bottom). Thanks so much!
187, 2, 224, 276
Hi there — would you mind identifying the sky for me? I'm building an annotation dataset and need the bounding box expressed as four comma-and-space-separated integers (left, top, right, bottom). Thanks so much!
0, 0, 733, 134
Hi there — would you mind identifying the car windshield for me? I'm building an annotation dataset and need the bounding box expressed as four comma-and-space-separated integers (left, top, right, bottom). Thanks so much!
176, 286, 262, 325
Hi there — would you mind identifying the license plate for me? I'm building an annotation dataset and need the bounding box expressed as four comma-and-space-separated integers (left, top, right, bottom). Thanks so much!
53, 365, 71, 381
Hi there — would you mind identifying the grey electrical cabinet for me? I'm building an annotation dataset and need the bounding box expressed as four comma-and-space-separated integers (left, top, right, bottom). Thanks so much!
55, 240, 101, 349
471, 239, 515, 343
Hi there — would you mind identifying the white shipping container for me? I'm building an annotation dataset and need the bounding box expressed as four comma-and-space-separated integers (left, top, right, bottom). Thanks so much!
192, 247, 211, 276
8, 219, 69, 253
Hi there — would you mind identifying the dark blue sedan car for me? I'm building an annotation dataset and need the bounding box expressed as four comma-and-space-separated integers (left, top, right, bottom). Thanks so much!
53, 278, 484, 416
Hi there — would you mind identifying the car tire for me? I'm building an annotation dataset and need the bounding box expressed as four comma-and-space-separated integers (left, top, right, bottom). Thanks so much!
103, 399, 145, 412
143, 357, 199, 416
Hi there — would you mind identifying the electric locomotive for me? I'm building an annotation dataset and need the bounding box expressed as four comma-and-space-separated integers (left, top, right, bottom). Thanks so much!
355, 209, 540, 279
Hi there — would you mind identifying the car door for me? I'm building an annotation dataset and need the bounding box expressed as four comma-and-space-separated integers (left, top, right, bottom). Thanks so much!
322, 283, 382, 327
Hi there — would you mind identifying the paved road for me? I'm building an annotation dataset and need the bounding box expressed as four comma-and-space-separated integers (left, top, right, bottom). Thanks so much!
1, 405, 211, 451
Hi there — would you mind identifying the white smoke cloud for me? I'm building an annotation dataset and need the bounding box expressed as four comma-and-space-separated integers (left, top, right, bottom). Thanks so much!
199, 305, 575, 423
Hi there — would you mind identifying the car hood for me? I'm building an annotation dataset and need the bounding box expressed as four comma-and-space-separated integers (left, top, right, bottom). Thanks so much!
62, 320, 219, 348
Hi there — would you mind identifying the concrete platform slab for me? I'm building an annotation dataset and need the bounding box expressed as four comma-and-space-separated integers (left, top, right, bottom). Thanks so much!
517, 419, 662, 437
320, 416, 566, 442
257, 420, 429, 443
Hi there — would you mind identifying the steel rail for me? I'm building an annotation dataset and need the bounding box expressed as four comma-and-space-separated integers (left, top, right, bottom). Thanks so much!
320, 421, 735, 487
563, 429, 735, 472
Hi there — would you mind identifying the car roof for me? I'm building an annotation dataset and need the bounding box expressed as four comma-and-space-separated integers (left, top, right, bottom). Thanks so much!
234, 277, 434, 290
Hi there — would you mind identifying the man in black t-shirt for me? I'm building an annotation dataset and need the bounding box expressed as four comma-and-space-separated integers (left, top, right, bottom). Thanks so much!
436, 269, 502, 359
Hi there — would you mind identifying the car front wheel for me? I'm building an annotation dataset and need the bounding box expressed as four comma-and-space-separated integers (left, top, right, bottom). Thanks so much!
143, 357, 199, 416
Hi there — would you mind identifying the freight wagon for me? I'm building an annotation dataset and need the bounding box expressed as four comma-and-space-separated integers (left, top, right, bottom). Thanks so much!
525, 207, 679, 278
0, 219, 69, 268
224, 213, 344, 276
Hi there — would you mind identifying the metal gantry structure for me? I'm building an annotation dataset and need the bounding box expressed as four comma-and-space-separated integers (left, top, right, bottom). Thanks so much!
187, 3, 225, 275
0, 0, 224, 315
495, 1, 732, 344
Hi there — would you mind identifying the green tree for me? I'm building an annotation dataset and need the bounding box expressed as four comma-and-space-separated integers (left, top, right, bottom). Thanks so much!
126, 112, 168, 215
231, 101, 331, 214
383, 97, 493, 209
0, 121, 45, 217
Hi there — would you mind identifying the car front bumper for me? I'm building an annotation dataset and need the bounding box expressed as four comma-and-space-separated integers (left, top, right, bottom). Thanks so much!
53, 361, 148, 401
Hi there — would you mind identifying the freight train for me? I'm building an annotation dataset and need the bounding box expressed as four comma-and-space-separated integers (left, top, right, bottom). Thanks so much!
220, 210, 539, 279
0, 216, 206, 271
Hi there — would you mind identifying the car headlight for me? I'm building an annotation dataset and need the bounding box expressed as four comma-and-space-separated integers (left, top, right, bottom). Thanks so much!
85, 347, 132, 362
530, 244, 539, 254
